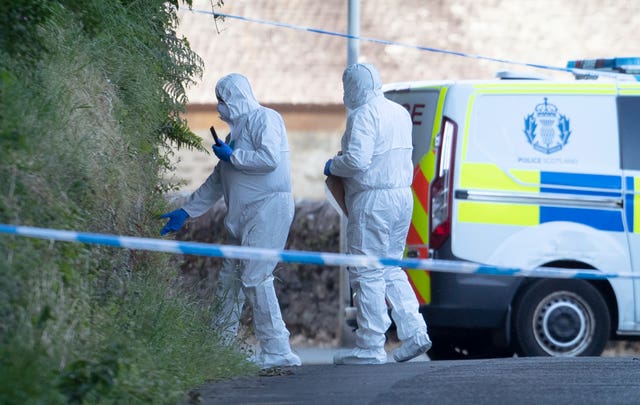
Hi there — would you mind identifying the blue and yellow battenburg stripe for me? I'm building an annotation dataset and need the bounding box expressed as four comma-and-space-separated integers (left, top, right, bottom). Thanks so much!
458, 162, 640, 232
541, 172, 622, 232
626, 176, 640, 233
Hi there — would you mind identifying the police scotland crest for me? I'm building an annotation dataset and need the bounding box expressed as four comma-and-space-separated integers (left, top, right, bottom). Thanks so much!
523, 97, 571, 154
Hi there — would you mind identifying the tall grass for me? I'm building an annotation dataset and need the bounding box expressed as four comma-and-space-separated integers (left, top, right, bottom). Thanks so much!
0, 1, 255, 403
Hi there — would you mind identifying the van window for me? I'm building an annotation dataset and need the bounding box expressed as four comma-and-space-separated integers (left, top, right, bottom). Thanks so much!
618, 96, 640, 170
385, 90, 441, 166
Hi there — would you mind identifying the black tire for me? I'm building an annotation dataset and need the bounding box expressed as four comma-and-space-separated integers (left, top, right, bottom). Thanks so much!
512, 279, 610, 357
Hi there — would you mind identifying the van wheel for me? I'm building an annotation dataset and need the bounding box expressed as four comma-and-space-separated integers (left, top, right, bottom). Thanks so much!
512, 279, 610, 357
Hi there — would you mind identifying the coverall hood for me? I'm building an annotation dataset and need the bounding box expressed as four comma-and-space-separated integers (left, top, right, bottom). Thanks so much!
215, 73, 260, 122
342, 63, 383, 110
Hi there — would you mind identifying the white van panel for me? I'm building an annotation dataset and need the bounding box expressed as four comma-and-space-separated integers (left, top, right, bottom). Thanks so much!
466, 94, 619, 174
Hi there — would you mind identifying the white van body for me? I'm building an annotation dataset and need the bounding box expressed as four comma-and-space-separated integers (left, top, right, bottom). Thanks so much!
382, 63, 640, 359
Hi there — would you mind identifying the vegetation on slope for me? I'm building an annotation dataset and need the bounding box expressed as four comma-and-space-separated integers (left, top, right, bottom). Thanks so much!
0, 1, 255, 403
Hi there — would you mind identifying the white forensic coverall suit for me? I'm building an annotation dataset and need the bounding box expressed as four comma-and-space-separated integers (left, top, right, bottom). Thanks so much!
329, 63, 431, 364
181, 74, 300, 368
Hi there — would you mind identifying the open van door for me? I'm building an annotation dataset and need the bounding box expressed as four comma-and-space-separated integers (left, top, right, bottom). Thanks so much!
384, 85, 448, 305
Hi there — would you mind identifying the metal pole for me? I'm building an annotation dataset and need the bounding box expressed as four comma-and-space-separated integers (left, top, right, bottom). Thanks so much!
347, 0, 360, 66
339, 0, 360, 347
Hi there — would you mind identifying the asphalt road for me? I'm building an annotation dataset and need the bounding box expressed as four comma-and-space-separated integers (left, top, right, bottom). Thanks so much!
193, 356, 640, 405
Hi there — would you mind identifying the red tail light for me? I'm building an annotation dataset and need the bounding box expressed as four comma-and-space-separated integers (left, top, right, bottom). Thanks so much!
429, 117, 457, 250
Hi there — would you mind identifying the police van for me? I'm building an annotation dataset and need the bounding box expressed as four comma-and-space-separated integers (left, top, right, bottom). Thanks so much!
383, 57, 640, 359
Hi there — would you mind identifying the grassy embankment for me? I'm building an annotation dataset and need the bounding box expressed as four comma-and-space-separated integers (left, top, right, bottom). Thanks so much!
0, 1, 255, 403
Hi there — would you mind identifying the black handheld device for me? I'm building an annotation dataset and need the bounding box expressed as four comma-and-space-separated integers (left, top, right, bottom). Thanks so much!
210, 126, 221, 146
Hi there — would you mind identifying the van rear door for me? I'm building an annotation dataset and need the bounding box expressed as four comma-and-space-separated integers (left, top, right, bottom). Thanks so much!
384, 84, 448, 304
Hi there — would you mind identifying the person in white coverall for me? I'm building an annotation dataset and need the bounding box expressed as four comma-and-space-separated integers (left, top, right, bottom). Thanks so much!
324, 63, 432, 365
160, 73, 301, 369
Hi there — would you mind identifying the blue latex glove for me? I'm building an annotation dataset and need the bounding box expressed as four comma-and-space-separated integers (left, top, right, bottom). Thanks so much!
160, 208, 189, 235
213, 140, 233, 162
324, 159, 333, 176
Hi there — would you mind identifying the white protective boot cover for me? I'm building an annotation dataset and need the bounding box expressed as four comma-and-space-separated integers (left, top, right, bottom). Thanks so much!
392, 332, 432, 362
333, 273, 389, 365
244, 277, 301, 368
384, 265, 431, 362
333, 347, 387, 365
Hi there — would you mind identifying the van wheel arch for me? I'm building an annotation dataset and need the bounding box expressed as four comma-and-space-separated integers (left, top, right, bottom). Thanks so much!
509, 261, 617, 340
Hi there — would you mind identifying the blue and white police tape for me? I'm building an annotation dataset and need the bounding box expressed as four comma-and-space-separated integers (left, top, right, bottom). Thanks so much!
1, 223, 640, 280
189, 8, 639, 81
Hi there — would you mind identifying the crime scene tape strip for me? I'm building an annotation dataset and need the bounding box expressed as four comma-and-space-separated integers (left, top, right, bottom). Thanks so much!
189, 8, 636, 81
1, 224, 639, 280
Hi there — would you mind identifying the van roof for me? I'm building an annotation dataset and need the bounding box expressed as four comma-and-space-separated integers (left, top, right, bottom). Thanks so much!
383, 76, 640, 93
383, 78, 581, 93
383, 57, 640, 93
